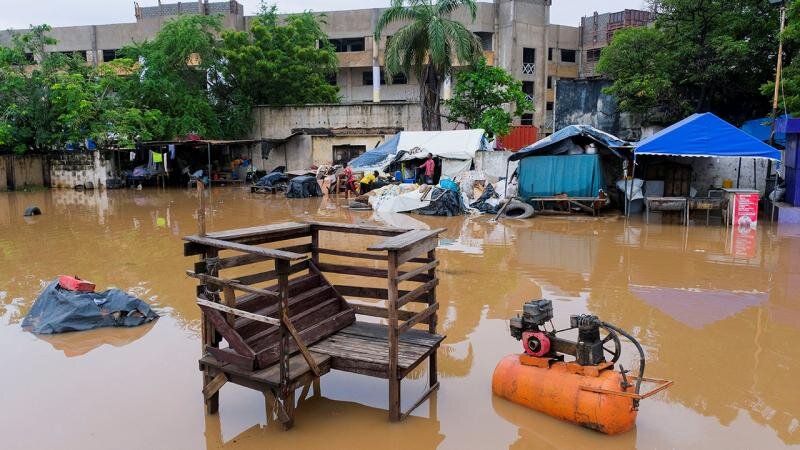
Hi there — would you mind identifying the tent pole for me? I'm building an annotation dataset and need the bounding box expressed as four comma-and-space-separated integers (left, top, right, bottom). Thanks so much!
207, 142, 212, 188
504, 160, 510, 197
627, 154, 636, 218
736, 157, 742, 188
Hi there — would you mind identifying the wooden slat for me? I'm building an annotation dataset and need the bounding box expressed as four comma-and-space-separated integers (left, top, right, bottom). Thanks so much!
315, 247, 432, 263
396, 260, 439, 282
282, 312, 321, 377
333, 285, 411, 300
401, 382, 439, 420
198, 298, 280, 326
316, 262, 431, 283
188, 271, 281, 299
398, 303, 439, 334
205, 222, 309, 240
350, 303, 418, 322
310, 333, 433, 370
201, 307, 256, 358
184, 235, 306, 261
307, 220, 409, 236
202, 373, 228, 400
367, 229, 444, 251
338, 322, 444, 347
397, 237, 438, 265
200, 352, 331, 388
397, 279, 439, 308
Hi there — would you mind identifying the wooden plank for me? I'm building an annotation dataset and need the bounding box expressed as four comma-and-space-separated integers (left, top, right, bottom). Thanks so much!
213, 244, 311, 270
398, 303, 439, 334
236, 259, 309, 286
367, 229, 445, 251
282, 312, 321, 377
315, 247, 433, 263
316, 262, 431, 283
184, 235, 306, 261
222, 286, 236, 326
206, 346, 256, 370
184, 229, 311, 256
205, 222, 309, 240
200, 352, 330, 387
310, 333, 432, 369
307, 220, 409, 236
198, 298, 280, 326
397, 279, 439, 308
396, 260, 439, 282
350, 303, 418, 322
334, 285, 413, 301
201, 307, 256, 358
203, 373, 228, 400
188, 271, 280, 299
401, 382, 439, 421
387, 250, 401, 421
397, 237, 439, 265
338, 321, 444, 347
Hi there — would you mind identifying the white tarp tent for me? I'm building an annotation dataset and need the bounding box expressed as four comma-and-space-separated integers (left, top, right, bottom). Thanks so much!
395, 129, 488, 162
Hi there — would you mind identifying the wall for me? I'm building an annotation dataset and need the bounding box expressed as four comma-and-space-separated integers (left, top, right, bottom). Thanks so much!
474, 150, 518, 182
0, 154, 46, 190
555, 78, 642, 140
49, 151, 115, 189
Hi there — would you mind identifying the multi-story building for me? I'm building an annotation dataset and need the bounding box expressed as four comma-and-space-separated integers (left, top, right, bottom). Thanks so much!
0, 1, 649, 134
578, 9, 653, 78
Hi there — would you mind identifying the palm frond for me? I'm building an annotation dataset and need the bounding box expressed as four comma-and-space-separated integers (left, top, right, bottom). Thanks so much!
436, 0, 477, 20
374, 0, 420, 40
441, 19, 482, 71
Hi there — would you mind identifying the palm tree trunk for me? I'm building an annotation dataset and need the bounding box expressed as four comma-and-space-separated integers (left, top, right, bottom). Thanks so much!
420, 64, 441, 131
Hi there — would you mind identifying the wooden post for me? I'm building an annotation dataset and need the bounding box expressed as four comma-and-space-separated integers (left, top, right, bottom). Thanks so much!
426, 248, 438, 389
202, 246, 220, 414
311, 227, 319, 266
196, 180, 206, 237
387, 250, 401, 421
275, 259, 294, 428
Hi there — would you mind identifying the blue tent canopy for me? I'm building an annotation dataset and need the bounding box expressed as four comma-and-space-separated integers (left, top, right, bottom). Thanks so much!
348, 134, 400, 168
509, 125, 630, 161
635, 113, 781, 160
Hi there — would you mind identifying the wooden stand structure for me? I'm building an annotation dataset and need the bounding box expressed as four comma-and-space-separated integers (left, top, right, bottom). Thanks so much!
184, 220, 445, 429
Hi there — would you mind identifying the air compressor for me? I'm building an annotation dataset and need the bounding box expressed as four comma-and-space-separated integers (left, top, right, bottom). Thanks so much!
492, 299, 673, 435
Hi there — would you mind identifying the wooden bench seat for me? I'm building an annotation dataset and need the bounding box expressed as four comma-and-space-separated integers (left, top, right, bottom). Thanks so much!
200, 351, 331, 390
311, 322, 445, 379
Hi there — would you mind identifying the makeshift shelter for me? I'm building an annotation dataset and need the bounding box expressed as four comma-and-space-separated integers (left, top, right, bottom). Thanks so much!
350, 129, 491, 181
628, 113, 782, 216
508, 125, 631, 200
741, 115, 790, 147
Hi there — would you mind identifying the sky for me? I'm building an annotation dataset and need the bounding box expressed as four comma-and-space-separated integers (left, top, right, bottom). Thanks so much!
0, 0, 647, 30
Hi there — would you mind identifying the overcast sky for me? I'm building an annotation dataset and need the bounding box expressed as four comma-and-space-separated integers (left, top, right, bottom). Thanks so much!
0, 0, 647, 30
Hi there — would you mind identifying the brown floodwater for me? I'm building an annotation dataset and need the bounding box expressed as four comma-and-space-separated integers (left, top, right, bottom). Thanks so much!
1, 187, 798, 449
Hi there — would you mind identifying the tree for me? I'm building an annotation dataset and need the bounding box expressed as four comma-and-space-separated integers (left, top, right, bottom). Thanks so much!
598, 0, 780, 124
218, 4, 339, 109
120, 14, 225, 139
375, 0, 483, 130
763, 1, 800, 116
443, 58, 532, 138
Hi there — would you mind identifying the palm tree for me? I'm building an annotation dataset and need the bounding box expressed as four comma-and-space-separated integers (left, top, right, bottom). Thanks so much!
374, 0, 483, 130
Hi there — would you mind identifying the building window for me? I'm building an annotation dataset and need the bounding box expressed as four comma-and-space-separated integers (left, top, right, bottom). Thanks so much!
520, 113, 534, 126
59, 50, 88, 61
475, 32, 493, 51
23, 52, 35, 64
522, 48, 535, 75
102, 49, 118, 62
325, 72, 338, 86
546, 76, 553, 89
546, 101, 554, 111
363, 71, 407, 85
522, 81, 534, 101
332, 145, 366, 167
586, 48, 601, 63
560, 49, 577, 63
548, 47, 553, 61
329, 37, 365, 52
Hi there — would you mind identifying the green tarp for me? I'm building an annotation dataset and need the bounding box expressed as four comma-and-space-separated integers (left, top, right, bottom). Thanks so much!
518, 154, 604, 198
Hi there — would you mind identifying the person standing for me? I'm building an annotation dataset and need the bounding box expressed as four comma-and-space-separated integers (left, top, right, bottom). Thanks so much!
419, 153, 436, 185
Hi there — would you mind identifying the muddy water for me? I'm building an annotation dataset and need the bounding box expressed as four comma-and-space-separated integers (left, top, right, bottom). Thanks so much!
0, 187, 798, 449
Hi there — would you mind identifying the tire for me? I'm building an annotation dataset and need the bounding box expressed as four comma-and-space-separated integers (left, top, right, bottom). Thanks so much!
23, 206, 42, 217
349, 201, 371, 210
503, 200, 535, 219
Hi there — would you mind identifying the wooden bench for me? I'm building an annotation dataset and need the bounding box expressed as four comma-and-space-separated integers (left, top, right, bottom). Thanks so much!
184, 220, 445, 429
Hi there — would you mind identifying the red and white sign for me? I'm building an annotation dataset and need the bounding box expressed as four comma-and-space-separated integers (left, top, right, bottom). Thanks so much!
732, 193, 759, 230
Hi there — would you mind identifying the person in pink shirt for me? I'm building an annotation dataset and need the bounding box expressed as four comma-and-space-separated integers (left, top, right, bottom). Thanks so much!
419, 153, 435, 185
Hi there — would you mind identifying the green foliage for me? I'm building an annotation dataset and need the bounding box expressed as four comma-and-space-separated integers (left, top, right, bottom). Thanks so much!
763, 1, 800, 116
443, 59, 533, 138
375, 0, 483, 130
599, 0, 780, 124
218, 4, 339, 107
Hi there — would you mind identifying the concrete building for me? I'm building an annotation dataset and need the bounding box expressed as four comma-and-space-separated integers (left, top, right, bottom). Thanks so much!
578, 9, 653, 78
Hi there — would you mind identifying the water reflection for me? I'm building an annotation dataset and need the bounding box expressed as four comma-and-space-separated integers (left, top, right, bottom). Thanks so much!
34, 321, 156, 357
0, 188, 798, 448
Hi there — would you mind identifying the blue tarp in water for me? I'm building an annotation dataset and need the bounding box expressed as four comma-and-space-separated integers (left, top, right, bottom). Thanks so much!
518, 154, 604, 198
635, 113, 781, 160
348, 134, 400, 169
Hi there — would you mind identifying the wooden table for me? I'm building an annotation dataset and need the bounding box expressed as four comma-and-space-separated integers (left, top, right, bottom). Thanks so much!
528, 196, 601, 215
645, 197, 688, 225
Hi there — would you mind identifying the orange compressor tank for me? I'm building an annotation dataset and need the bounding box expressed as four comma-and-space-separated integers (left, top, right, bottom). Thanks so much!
492, 354, 636, 435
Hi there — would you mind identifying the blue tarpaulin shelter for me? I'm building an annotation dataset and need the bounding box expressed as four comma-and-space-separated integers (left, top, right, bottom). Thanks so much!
348, 134, 400, 170
741, 115, 789, 147
518, 154, 604, 198
510, 124, 631, 161
634, 113, 781, 160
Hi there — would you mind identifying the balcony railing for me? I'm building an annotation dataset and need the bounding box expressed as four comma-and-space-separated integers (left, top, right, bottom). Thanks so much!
522, 62, 535, 75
